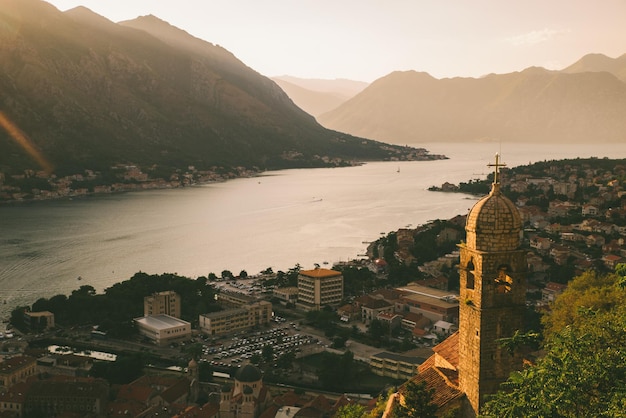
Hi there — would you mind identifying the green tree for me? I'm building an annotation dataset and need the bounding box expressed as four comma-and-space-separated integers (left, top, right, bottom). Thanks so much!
317, 351, 356, 391
615, 263, 626, 289
198, 362, 214, 382
334, 403, 366, 418
250, 353, 261, 365
390, 380, 437, 418
185, 342, 204, 360
480, 272, 626, 417
262, 344, 274, 363
366, 389, 394, 418
276, 350, 296, 370
541, 270, 626, 338
368, 319, 390, 344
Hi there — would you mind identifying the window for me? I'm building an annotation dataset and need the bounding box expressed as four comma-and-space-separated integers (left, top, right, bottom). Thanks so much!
495, 265, 513, 294
466, 260, 475, 289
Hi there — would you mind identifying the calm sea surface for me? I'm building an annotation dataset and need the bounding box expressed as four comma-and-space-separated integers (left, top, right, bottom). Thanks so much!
1, 142, 625, 317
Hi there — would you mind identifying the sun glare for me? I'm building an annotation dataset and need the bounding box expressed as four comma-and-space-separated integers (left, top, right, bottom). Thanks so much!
0, 111, 53, 174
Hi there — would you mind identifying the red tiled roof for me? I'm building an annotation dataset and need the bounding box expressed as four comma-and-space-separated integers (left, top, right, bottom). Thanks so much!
0, 355, 36, 374
299, 268, 342, 278
408, 367, 464, 408
370, 288, 401, 300
377, 311, 399, 320
131, 374, 182, 390
0, 381, 31, 403
107, 399, 148, 417
418, 355, 436, 373
412, 327, 428, 336
402, 311, 423, 322
294, 406, 325, 417
544, 282, 567, 291
116, 383, 156, 403
363, 299, 393, 309
332, 394, 353, 411
172, 403, 220, 418
160, 378, 190, 404
259, 404, 281, 418
272, 390, 305, 406
304, 394, 332, 412
432, 331, 459, 368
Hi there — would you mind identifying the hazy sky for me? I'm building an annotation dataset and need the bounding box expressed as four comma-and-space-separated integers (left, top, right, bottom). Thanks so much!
45, 0, 626, 82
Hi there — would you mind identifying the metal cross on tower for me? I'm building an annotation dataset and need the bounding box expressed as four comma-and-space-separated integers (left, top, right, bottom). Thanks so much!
487, 152, 506, 184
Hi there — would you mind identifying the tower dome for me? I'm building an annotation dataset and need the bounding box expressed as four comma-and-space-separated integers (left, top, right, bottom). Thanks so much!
234, 364, 262, 383
465, 154, 522, 252
466, 183, 521, 251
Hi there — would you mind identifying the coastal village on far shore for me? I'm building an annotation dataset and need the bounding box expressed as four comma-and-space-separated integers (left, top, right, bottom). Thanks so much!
0, 156, 625, 417
0, 147, 442, 203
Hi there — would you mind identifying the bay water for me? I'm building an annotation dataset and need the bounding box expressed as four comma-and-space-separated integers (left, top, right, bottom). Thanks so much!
1, 142, 625, 318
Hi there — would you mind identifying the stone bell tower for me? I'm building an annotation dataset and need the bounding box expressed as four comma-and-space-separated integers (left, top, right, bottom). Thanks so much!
457, 154, 527, 416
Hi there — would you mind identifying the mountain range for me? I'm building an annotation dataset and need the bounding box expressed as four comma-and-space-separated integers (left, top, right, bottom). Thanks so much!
270, 76, 368, 117
0, 0, 423, 178
316, 53, 626, 144
2, 0, 624, 181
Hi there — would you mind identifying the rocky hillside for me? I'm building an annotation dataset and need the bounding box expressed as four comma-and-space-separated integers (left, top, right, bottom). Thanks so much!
0, 0, 425, 177
317, 54, 626, 145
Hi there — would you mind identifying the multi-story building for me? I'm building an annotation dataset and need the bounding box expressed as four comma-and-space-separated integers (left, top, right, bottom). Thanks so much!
361, 299, 394, 325
272, 287, 299, 305
0, 355, 37, 388
144, 291, 181, 318
198, 300, 272, 336
23, 310, 55, 332
296, 268, 343, 311
394, 284, 459, 325
134, 314, 191, 346
217, 290, 264, 308
24, 378, 109, 416
369, 352, 425, 381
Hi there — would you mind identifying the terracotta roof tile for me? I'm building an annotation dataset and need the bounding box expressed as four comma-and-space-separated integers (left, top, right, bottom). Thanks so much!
299, 268, 342, 278
432, 331, 459, 368
363, 299, 393, 309
160, 378, 190, 404
408, 367, 463, 408
259, 404, 281, 418
304, 394, 332, 412
116, 384, 156, 403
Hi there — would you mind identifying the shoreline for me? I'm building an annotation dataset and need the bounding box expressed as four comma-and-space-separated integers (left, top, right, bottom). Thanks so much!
0, 153, 448, 206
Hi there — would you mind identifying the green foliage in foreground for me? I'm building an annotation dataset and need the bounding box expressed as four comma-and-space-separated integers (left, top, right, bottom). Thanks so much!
390, 380, 437, 418
480, 268, 626, 417
334, 404, 367, 418
333, 382, 438, 418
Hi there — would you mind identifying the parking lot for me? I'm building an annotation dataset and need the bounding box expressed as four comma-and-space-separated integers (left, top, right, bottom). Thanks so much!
199, 321, 323, 370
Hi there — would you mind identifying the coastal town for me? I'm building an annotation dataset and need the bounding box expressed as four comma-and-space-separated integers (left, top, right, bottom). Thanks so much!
0, 157, 625, 417
0, 147, 443, 203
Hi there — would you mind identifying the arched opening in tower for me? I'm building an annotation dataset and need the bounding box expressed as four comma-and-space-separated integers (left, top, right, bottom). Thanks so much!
495, 265, 513, 294
466, 259, 475, 290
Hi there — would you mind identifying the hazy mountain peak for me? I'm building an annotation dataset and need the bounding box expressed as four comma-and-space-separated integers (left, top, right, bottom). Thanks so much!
1, 0, 417, 176
521, 66, 550, 74
318, 56, 626, 145
562, 53, 626, 82
119, 13, 235, 61
64, 5, 115, 26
